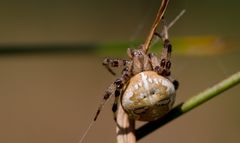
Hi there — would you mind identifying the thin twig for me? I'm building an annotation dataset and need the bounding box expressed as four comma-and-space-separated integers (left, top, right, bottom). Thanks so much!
143, 0, 170, 53
136, 71, 240, 140
167, 9, 186, 29
152, 9, 186, 46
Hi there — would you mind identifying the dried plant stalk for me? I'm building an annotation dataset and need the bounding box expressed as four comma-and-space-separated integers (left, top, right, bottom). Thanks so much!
116, 104, 136, 143
116, 0, 170, 143
143, 0, 170, 52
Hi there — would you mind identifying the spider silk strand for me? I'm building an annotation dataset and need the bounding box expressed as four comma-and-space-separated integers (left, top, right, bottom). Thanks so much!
78, 121, 95, 143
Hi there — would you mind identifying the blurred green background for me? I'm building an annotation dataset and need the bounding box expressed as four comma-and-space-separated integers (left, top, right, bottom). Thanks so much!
0, 0, 239, 143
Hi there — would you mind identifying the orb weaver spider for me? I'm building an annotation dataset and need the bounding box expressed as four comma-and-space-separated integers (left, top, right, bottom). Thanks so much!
94, 14, 180, 123
79, 0, 182, 142
96, 27, 179, 122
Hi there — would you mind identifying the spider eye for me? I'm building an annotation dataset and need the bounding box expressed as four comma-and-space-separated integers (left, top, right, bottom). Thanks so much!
133, 50, 143, 56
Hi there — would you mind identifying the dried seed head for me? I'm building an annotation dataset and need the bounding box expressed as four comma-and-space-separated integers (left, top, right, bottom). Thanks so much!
121, 71, 176, 121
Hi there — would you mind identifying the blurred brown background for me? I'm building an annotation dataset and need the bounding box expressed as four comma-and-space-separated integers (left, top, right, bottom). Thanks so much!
0, 0, 239, 143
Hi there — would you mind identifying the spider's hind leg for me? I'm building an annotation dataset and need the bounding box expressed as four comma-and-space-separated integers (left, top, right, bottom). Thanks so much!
102, 58, 129, 75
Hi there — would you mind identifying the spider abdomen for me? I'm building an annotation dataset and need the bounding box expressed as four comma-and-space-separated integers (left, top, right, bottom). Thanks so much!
121, 71, 176, 121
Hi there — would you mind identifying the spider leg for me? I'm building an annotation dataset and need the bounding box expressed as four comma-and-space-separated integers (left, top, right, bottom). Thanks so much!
172, 79, 179, 90
153, 21, 172, 76
166, 76, 179, 90
149, 52, 179, 90
151, 23, 180, 89
112, 88, 121, 121
149, 52, 171, 77
148, 53, 161, 73
93, 83, 116, 121
159, 39, 172, 76
112, 64, 133, 121
94, 63, 133, 122
102, 58, 129, 75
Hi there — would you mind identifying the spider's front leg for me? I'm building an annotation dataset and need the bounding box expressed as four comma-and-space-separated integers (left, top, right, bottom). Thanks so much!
112, 66, 132, 121
102, 58, 129, 75
94, 64, 132, 122
93, 83, 115, 121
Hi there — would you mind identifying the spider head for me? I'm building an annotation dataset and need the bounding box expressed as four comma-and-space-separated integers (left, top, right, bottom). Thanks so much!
127, 48, 145, 60
127, 46, 150, 74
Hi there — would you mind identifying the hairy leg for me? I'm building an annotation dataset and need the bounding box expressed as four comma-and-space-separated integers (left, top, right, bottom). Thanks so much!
148, 53, 161, 73
159, 39, 172, 76
154, 23, 172, 76
93, 83, 116, 121
112, 64, 133, 121
102, 58, 129, 75
112, 89, 121, 121
149, 52, 179, 90
94, 63, 133, 122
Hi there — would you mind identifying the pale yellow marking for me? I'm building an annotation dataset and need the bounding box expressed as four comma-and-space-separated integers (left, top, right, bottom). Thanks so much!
153, 78, 159, 84
140, 72, 149, 90
134, 84, 139, 90
138, 82, 143, 87
148, 78, 153, 83
124, 91, 134, 104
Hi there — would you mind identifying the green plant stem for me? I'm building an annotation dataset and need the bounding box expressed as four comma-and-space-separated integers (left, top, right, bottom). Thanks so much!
136, 71, 240, 140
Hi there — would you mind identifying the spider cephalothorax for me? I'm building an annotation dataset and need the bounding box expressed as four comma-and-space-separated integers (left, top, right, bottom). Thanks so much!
94, 35, 179, 122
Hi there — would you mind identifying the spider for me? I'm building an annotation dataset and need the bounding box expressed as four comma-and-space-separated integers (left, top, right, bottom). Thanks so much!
93, 20, 179, 122
78, 1, 183, 142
